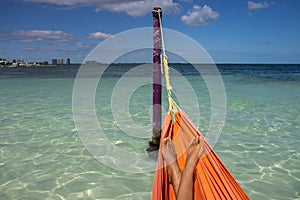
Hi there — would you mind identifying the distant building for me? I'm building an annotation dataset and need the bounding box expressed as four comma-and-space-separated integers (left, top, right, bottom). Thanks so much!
64, 58, 70, 65
38, 61, 49, 65
85, 60, 98, 65
0, 58, 8, 65
52, 59, 57, 65
58, 58, 63, 65
52, 58, 71, 65
17, 59, 24, 64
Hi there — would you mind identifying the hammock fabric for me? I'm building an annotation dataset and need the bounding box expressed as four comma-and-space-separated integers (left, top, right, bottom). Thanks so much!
151, 110, 249, 200
150, 13, 249, 198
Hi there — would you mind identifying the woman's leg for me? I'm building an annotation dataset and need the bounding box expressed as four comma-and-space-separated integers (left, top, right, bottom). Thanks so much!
177, 136, 204, 200
161, 137, 181, 195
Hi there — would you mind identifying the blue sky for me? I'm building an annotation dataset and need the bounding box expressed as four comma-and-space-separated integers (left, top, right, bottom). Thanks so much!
0, 0, 299, 63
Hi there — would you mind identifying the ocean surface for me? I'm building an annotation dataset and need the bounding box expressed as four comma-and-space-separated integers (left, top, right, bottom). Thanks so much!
0, 64, 299, 200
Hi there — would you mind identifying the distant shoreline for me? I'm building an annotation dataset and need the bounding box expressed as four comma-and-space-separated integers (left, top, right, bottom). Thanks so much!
1, 63, 300, 68
0, 64, 80, 68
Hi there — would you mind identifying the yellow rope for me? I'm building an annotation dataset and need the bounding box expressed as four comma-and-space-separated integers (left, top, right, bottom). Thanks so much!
157, 11, 180, 115
163, 55, 172, 92
163, 55, 180, 115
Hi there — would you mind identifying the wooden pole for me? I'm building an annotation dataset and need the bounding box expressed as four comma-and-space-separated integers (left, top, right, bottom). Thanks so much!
147, 7, 162, 158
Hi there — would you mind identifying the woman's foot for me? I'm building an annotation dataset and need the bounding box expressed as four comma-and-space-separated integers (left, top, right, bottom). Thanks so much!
161, 137, 182, 195
185, 136, 204, 171
176, 136, 205, 200
161, 137, 177, 165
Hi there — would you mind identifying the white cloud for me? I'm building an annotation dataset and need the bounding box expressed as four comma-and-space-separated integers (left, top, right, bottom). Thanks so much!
247, 1, 270, 11
25, 46, 82, 52
75, 42, 93, 48
88, 32, 114, 40
181, 5, 219, 26
87, 32, 123, 42
12, 30, 73, 39
25, 47, 56, 51
10, 30, 73, 44
25, 47, 41, 51
101, 1, 153, 17
24, 0, 179, 17
25, 0, 100, 6
103, 0, 179, 17
179, 0, 193, 2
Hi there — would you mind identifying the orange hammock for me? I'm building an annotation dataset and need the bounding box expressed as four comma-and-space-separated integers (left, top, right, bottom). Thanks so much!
151, 110, 249, 200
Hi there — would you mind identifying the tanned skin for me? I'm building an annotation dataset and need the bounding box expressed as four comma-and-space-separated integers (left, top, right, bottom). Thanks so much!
162, 136, 204, 200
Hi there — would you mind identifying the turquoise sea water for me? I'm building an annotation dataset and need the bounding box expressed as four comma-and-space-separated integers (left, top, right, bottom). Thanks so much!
0, 64, 300, 199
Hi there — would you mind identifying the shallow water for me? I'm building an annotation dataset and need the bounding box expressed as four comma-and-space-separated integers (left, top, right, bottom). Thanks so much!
0, 64, 300, 199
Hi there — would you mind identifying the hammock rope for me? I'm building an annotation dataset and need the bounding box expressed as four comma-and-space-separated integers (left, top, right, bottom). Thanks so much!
157, 10, 180, 116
